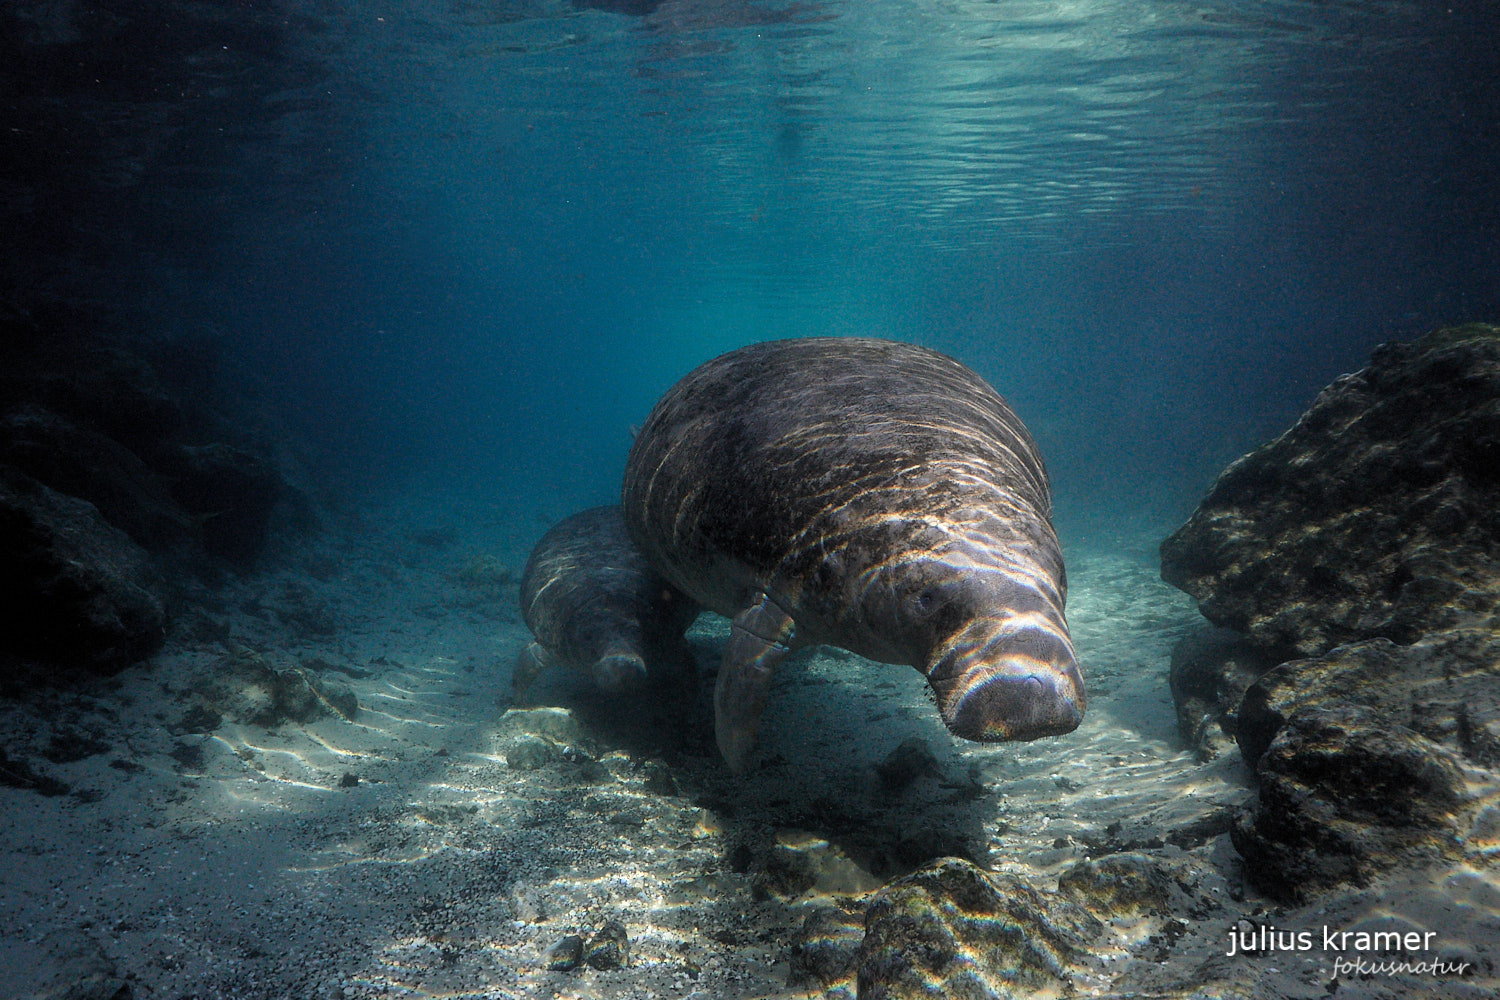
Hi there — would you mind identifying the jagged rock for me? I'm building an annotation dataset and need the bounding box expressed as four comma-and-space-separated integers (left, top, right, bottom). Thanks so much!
0, 317, 185, 454
787, 906, 863, 989
1161, 324, 1500, 659
0, 464, 167, 674
856, 857, 1103, 1000
1057, 854, 1176, 916
544, 933, 584, 972
1236, 629, 1500, 767
1231, 704, 1468, 903
1167, 628, 1276, 759
584, 920, 629, 970
505, 735, 556, 771
497, 706, 588, 746
0, 405, 189, 549
210, 650, 358, 726
158, 442, 282, 567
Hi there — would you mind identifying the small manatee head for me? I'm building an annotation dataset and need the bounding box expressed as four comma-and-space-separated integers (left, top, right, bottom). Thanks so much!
923, 609, 1084, 742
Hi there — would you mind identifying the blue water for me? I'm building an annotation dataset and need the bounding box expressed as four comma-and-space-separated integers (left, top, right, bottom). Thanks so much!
14, 0, 1500, 538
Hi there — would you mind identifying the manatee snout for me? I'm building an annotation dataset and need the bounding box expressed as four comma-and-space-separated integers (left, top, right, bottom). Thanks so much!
591, 652, 650, 693
927, 625, 1084, 742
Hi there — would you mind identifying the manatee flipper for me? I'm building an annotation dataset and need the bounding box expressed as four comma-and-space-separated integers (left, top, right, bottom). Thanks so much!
513, 642, 552, 701
714, 594, 796, 773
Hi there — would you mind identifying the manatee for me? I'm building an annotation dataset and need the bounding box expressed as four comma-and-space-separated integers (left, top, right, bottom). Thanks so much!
622, 337, 1083, 772
516, 505, 699, 698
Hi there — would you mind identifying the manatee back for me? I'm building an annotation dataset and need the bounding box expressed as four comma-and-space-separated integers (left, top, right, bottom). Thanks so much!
621, 337, 1052, 618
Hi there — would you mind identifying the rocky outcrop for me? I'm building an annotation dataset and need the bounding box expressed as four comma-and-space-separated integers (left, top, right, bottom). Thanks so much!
855, 857, 1104, 999
1162, 324, 1500, 659
203, 648, 358, 727
0, 306, 295, 572
1160, 324, 1500, 900
1236, 628, 1500, 767
0, 405, 191, 550
1230, 705, 1468, 903
0, 465, 168, 675
1167, 628, 1276, 761
157, 442, 282, 567
0, 305, 312, 678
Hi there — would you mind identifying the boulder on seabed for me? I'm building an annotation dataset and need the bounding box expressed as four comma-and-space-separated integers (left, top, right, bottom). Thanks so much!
1159, 324, 1500, 899
1161, 324, 1500, 660
158, 441, 283, 568
0, 404, 190, 550
855, 857, 1103, 1000
1235, 628, 1500, 767
0, 464, 167, 675
1230, 704, 1468, 904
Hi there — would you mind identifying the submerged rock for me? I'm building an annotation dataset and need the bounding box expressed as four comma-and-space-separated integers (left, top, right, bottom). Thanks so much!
1161, 326, 1500, 899
584, 920, 630, 970
1057, 853, 1177, 917
210, 649, 358, 726
1236, 628, 1500, 766
544, 933, 584, 972
0, 464, 167, 674
788, 906, 864, 989
1231, 704, 1468, 903
1167, 628, 1276, 760
159, 442, 283, 568
0, 404, 190, 550
1161, 324, 1500, 659
856, 857, 1103, 999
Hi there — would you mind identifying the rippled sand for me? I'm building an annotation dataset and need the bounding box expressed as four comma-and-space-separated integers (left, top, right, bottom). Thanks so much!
2, 493, 1494, 999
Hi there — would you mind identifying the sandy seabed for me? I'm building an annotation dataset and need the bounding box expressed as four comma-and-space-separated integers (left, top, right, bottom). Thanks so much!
1, 491, 1496, 1000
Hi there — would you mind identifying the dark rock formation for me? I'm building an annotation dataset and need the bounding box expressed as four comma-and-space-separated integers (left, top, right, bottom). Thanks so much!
787, 906, 863, 990
0, 304, 313, 680
0, 305, 295, 573
1057, 854, 1176, 916
1161, 324, 1500, 659
583, 920, 630, 970
855, 857, 1103, 1000
1230, 705, 1468, 903
1160, 324, 1500, 901
1236, 629, 1500, 767
206, 649, 358, 726
1167, 628, 1275, 760
0, 465, 168, 674
157, 442, 282, 567
0, 404, 190, 550
543, 934, 584, 972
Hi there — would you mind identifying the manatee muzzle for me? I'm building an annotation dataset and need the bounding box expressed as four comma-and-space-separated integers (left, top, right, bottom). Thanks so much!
591, 652, 649, 692
926, 621, 1084, 742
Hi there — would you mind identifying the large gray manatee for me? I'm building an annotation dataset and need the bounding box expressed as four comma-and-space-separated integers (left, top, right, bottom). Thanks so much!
621, 337, 1084, 772
516, 505, 699, 698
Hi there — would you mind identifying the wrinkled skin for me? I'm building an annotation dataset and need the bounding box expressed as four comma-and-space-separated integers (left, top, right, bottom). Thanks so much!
622, 337, 1084, 772
517, 505, 699, 698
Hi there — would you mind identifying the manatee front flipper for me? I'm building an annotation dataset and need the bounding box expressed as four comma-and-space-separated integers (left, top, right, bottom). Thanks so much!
512, 642, 552, 703
715, 594, 796, 773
